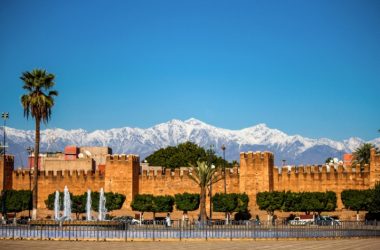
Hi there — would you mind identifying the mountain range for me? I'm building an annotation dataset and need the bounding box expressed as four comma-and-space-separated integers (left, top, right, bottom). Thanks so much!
3, 118, 380, 167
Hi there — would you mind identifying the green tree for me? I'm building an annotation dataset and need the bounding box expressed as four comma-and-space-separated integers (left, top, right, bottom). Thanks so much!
299, 192, 323, 214
325, 157, 333, 164
21, 69, 58, 220
369, 183, 380, 213
256, 191, 285, 217
71, 194, 86, 220
258, 191, 337, 217
90, 191, 125, 212
0, 190, 32, 216
152, 195, 174, 219
235, 193, 249, 213
212, 193, 237, 213
282, 191, 302, 212
188, 161, 221, 223
145, 142, 230, 169
341, 189, 372, 220
131, 194, 154, 220
174, 193, 200, 219
45, 191, 65, 210
352, 143, 379, 170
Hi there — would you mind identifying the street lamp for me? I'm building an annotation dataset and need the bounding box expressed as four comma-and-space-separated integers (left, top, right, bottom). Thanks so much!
1, 112, 9, 221
1, 112, 9, 156
221, 144, 226, 194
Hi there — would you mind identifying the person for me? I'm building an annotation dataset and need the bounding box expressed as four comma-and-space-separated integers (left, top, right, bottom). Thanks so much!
272, 214, 277, 226
165, 213, 171, 227
255, 215, 260, 225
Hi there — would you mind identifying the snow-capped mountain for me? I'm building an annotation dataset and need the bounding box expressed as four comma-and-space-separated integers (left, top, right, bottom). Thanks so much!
3, 118, 379, 167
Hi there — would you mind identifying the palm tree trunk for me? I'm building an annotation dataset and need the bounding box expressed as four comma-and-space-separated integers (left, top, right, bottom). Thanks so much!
32, 118, 40, 220
199, 186, 207, 224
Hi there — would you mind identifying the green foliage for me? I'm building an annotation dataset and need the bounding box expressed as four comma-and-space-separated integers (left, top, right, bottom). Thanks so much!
369, 183, 380, 213
256, 191, 285, 215
145, 141, 231, 169
341, 189, 372, 212
257, 191, 337, 214
131, 194, 174, 213
131, 194, 154, 212
88, 191, 125, 212
71, 195, 86, 215
325, 157, 333, 164
235, 193, 249, 212
212, 193, 237, 213
45, 192, 66, 210
213, 193, 249, 213
0, 190, 32, 213
45, 191, 125, 214
174, 193, 200, 212
105, 192, 126, 211
153, 195, 174, 213
352, 143, 379, 169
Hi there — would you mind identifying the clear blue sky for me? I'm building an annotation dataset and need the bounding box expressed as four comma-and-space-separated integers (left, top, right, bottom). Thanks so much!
0, 0, 379, 140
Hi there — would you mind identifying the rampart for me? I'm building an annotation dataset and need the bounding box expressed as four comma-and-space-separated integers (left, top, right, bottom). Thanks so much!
1, 148, 380, 219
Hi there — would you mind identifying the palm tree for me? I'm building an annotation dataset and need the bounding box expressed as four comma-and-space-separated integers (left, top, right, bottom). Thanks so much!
352, 143, 378, 170
188, 161, 221, 224
20, 69, 58, 220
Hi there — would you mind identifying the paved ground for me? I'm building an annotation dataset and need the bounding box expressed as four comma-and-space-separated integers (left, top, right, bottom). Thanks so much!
0, 239, 379, 250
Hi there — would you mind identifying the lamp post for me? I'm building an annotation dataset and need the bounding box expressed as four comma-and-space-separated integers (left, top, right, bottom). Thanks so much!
27, 146, 34, 218
1, 112, 9, 156
1, 112, 9, 221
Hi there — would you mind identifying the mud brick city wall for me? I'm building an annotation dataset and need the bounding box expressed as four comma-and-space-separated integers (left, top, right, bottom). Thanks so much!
0, 155, 14, 190
104, 154, 140, 209
2, 149, 380, 219
239, 151, 274, 213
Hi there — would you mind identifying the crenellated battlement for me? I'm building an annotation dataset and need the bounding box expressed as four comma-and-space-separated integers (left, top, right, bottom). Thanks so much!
240, 151, 274, 162
106, 154, 140, 163
273, 164, 370, 176
12, 169, 104, 179
139, 167, 240, 179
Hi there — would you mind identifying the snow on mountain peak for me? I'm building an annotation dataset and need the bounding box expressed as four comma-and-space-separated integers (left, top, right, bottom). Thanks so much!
4, 118, 380, 167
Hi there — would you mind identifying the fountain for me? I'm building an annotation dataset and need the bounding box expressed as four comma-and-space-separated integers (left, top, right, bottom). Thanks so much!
86, 189, 92, 221
54, 191, 60, 220
98, 188, 107, 221
63, 185, 71, 220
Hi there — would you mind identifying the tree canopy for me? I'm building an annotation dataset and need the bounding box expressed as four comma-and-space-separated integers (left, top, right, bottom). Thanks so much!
341, 189, 372, 213
257, 191, 337, 215
131, 194, 154, 213
145, 142, 231, 169
212, 193, 249, 213
0, 190, 32, 214
352, 143, 379, 169
369, 183, 380, 213
174, 193, 200, 212
130, 194, 174, 219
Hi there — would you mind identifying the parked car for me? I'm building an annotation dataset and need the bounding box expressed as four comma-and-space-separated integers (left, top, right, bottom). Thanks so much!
17, 216, 30, 224
316, 216, 340, 226
289, 215, 314, 226
112, 216, 140, 225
